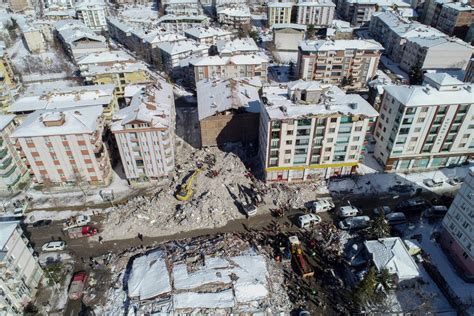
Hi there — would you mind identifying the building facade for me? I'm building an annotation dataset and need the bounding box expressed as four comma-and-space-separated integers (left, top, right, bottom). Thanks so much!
0, 45, 21, 112
296, 0, 335, 27
0, 222, 43, 314
441, 168, 474, 281
373, 73, 473, 171
297, 39, 382, 88
217, 6, 251, 26
273, 24, 306, 52
75, 0, 108, 31
259, 80, 378, 182
435, 2, 474, 40
267, 2, 294, 26
11, 107, 112, 186
0, 115, 28, 193
111, 83, 175, 184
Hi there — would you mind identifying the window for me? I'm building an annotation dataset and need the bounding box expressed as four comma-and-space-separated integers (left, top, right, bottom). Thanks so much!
330, 118, 337, 122
286, 140, 292, 145
417, 117, 425, 123
325, 147, 332, 152
285, 150, 291, 154
353, 136, 360, 141
286, 130, 293, 135
329, 128, 336, 133
355, 127, 362, 132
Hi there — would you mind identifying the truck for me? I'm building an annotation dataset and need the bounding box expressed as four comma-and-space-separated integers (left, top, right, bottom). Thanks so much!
63, 215, 91, 231
289, 236, 314, 278
68, 271, 87, 300
67, 226, 98, 239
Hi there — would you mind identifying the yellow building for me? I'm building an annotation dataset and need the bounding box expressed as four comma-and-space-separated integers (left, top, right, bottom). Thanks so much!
268, 2, 294, 27
1, 45, 21, 112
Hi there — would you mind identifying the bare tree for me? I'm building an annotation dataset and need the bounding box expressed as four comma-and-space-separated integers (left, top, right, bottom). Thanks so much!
73, 171, 89, 209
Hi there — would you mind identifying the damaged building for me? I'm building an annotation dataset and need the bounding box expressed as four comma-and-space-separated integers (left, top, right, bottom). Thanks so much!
258, 80, 378, 182
196, 77, 261, 148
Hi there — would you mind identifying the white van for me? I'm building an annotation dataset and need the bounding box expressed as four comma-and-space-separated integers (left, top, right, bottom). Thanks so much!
297, 214, 321, 229
307, 199, 335, 213
337, 206, 360, 218
42, 241, 67, 252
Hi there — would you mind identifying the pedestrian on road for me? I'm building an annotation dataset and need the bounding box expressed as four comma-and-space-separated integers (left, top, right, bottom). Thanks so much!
99, 236, 103, 244
80, 257, 85, 263
137, 233, 143, 242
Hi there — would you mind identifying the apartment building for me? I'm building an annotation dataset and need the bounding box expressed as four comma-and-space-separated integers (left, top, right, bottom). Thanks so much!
158, 14, 210, 34
267, 2, 294, 26
190, 54, 268, 83
111, 83, 175, 184
44, 0, 74, 8
54, 20, 108, 60
259, 80, 378, 182
0, 115, 28, 193
217, 6, 251, 26
184, 26, 233, 45
421, 0, 449, 26
20, 24, 47, 53
373, 73, 473, 171
465, 58, 474, 83
435, 2, 474, 40
7, 0, 31, 12
273, 24, 306, 52
0, 44, 21, 111
9, 85, 118, 121
12, 106, 112, 186
337, 0, 412, 26
164, 0, 202, 15
297, 39, 382, 88
0, 222, 43, 314
215, 37, 259, 56
75, 0, 108, 31
399, 36, 472, 73
441, 168, 474, 281
157, 40, 209, 74
296, 0, 335, 27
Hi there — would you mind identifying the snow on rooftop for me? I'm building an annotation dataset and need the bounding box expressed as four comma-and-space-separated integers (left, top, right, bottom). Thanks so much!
216, 37, 259, 55
173, 291, 235, 309
297, 0, 335, 7
444, 1, 473, 10
185, 26, 232, 39
0, 221, 18, 249
127, 250, 171, 301
299, 39, 383, 51
81, 61, 148, 76
157, 40, 209, 55
190, 54, 268, 67
55, 19, 106, 44
10, 85, 115, 113
0, 114, 15, 131
365, 237, 420, 281
217, 6, 251, 17
11, 105, 104, 138
197, 77, 262, 120
76, 50, 134, 65
272, 23, 307, 31
263, 81, 378, 120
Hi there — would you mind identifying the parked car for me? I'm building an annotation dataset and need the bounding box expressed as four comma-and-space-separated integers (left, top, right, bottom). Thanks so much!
306, 199, 334, 213
424, 205, 448, 218
338, 216, 370, 230
31, 219, 52, 227
373, 206, 392, 216
344, 243, 367, 267
68, 271, 87, 300
396, 198, 429, 213
447, 177, 464, 186
337, 205, 360, 218
385, 212, 407, 226
389, 184, 415, 196
424, 178, 444, 187
297, 214, 322, 229
63, 215, 91, 231
42, 241, 66, 252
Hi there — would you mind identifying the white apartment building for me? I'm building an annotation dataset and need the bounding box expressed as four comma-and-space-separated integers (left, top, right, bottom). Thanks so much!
111, 83, 175, 184
164, 0, 202, 15
267, 2, 294, 26
157, 40, 209, 73
11, 106, 112, 186
373, 73, 474, 171
75, 0, 108, 31
337, 0, 412, 26
296, 0, 335, 27
217, 6, 251, 26
441, 168, 474, 281
259, 80, 378, 182
0, 221, 43, 314
184, 26, 233, 45
297, 39, 382, 88
44, 0, 74, 8
190, 54, 268, 83
0, 115, 28, 193
158, 14, 210, 34
215, 37, 259, 56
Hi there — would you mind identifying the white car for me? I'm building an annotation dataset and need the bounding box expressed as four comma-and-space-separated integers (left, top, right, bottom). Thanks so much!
41, 241, 66, 252
307, 199, 335, 213
424, 178, 444, 187
297, 214, 322, 229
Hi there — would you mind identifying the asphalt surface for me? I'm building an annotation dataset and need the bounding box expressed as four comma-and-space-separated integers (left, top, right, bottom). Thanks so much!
26, 190, 442, 315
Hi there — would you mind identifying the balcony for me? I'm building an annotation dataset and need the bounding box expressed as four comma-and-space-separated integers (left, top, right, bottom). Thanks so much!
0, 147, 7, 159
0, 157, 12, 170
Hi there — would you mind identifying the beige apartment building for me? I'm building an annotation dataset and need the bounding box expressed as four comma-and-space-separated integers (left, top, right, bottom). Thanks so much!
297, 39, 382, 88
435, 2, 474, 40
259, 80, 378, 182
373, 73, 473, 171
11, 106, 112, 186
268, 2, 294, 26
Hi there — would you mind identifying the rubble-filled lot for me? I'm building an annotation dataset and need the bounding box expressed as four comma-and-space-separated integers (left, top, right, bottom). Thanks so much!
100, 144, 328, 241
91, 234, 292, 314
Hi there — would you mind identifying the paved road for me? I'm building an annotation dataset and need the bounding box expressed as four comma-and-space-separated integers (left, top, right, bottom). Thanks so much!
27, 191, 441, 315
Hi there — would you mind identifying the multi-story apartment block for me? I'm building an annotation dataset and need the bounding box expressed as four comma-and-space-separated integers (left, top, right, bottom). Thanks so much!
435, 2, 474, 40
184, 26, 233, 45
217, 6, 251, 26
190, 54, 268, 83
337, 0, 412, 26
111, 83, 175, 184
0, 222, 43, 314
441, 168, 474, 281
44, 0, 74, 8
297, 39, 382, 88
7, 0, 31, 12
75, 0, 108, 31
19, 24, 47, 53
158, 14, 210, 34
54, 20, 108, 60
421, 0, 449, 26
157, 40, 209, 74
0, 44, 21, 111
296, 0, 335, 27
12, 106, 112, 186
465, 58, 474, 83
259, 80, 378, 182
0, 115, 28, 193
9, 85, 118, 121
215, 37, 259, 56
164, 0, 202, 15
273, 24, 307, 52
399, 36, 472, 73
268, 2, 294, 26
373, 73, 473, 171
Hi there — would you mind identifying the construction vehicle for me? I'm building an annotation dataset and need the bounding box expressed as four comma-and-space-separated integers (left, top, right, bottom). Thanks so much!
289, 236, 314, 278
175, 169, 201, 201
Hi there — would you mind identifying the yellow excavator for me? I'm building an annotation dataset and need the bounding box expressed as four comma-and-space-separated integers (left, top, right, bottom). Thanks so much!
175, 169, 202, 201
